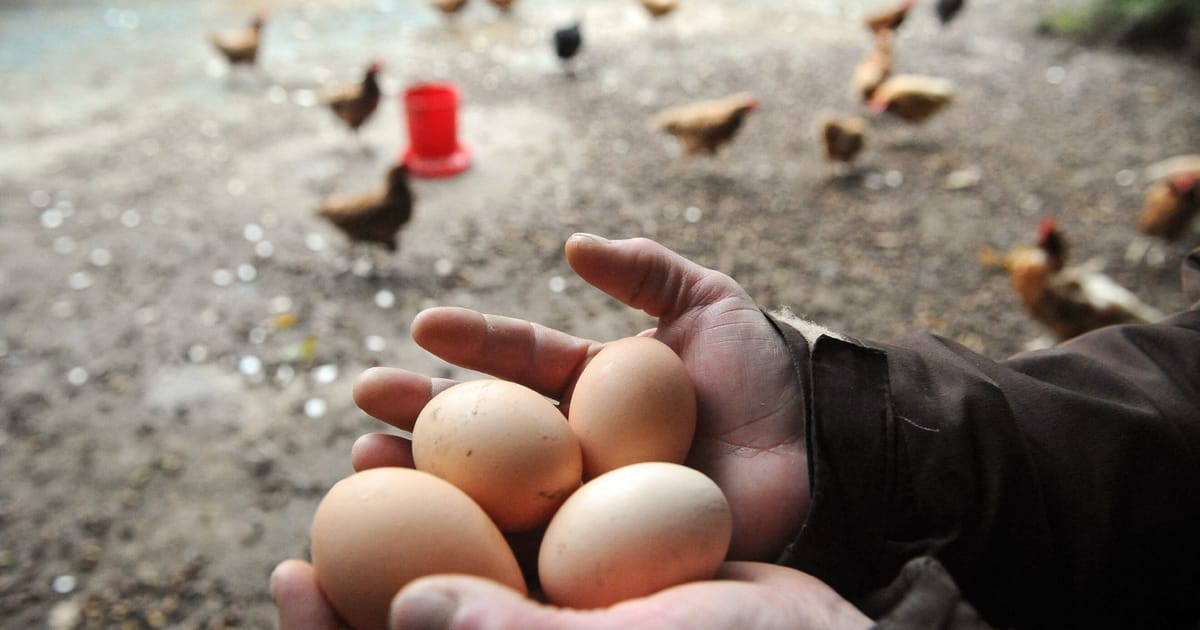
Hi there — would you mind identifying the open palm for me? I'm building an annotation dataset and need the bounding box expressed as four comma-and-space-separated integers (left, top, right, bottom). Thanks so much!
352, 234, 810, 561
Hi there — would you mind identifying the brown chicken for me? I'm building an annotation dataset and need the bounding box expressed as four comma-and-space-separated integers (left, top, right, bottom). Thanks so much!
1139, 172, 1199, 243
209, 11, 266, 66
868, 74, 955, 123
316, 164, 414, 252
1143, 154, 1200, 191
1002, 218, 1164, 341
652, 93, 759, 156
321, 60, 384, 134
863, 0, 916, 35
640, 0, 679, 19
818, 114, 867, 164
853, 29, 894, 101
430, 0, 469, 15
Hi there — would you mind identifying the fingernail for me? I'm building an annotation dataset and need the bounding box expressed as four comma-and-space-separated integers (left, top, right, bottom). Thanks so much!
571, 232, 610, 245
391, 589, 458, 630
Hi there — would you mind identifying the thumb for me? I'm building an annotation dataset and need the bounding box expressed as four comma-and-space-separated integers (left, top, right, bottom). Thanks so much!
390, 564, 872, 630
390, 575, 674, 630
389, 575, 561, 630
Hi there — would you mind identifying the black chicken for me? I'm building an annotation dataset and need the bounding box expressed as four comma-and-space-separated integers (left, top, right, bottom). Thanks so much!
935, 0, 966, 25
554, 21, 583, 76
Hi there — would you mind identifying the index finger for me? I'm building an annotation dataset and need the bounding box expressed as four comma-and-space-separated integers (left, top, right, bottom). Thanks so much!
410, 306, 603, 400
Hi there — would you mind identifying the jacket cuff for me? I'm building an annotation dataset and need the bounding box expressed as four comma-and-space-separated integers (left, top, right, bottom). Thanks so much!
772, 331, 896, 598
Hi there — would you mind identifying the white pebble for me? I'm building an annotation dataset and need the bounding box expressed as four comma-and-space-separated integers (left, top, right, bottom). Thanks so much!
89, 249, 112, 267
50, 574, 77, 594
374, 290, 396, 309
304, 398, 328, 418
243, 224, 264, 242
68, 271, 93, 290
305, 234, 327, 252
212, 269, 233, 287
364, 335, 386, 352
236, 264, 257, 283
238, 355, 263, 376
187, 344, 209, 363
313, 364, 339, 384
66, 367, 88, 386
40, 209, 64, 229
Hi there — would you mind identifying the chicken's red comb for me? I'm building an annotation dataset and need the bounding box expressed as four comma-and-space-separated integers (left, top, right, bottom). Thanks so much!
1170, 171, 1197, 193
1036, 217, 1057, 242
369, 59, 385, 72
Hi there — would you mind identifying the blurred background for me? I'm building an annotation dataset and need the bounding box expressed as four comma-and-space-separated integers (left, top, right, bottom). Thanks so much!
2, 0, 1198, 627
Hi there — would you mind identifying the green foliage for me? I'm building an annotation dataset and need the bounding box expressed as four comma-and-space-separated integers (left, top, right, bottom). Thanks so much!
1098, 0, 1194, 20
1040, 0, 1200, 62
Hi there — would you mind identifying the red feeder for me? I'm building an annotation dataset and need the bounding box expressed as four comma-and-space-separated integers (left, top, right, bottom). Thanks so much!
401, 82, 471, 178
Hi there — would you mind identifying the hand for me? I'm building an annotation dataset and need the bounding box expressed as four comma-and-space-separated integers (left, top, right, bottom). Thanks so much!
356, 234, 812, 560
274, 234, 820, 628
273, 560, 871, 630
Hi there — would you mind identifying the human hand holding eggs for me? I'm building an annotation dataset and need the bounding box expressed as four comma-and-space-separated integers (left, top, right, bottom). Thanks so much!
310, 334, 731, 628
283, 235, 816, 629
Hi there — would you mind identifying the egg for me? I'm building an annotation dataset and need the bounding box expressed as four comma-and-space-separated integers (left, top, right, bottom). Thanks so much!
310, 467, 526, 630
568, 336, 697, 479
412, 379, 583, 532
537, 461, 732, 608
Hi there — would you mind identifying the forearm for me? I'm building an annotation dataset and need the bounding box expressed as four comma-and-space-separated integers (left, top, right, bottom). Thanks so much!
769, 309, 1200, 628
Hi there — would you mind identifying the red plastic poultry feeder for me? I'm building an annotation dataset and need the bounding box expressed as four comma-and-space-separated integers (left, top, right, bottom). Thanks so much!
401, 82, 471, 178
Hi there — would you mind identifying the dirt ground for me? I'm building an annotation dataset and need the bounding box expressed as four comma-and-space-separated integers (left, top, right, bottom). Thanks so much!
2, 0, 1198, 627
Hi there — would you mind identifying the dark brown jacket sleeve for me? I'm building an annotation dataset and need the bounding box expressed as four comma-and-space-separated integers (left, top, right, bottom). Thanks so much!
775, 249, 1200, 629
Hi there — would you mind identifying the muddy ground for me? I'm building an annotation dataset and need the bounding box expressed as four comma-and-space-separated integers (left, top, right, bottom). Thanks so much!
1, 0, 1198, 627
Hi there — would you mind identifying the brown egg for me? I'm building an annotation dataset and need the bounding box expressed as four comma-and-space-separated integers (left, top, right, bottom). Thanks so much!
568, 336, 696, 479
310, 467, 526, 630
538, 462, 732, 608
412, 379, 582, 532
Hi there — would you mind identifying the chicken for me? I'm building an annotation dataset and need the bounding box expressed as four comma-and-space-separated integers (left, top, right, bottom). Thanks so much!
487, 0, 518, 12
935, 0, 966, 25
640, 0, 679, 19
554, 21, 583, 75
817, 114, 868, 164
430, 0, 469, 15
652, 93, 759, 156
868, 74, 955, 123
863, 0, 915, 35
852, 29, 894, 101
1143, 154, 1200, 183
1003, 218, 1164, 341
208, 11, 266, 66
1125, 160, 1200, 263
321, 60, 384, 134
1139, 172, 1199, 243
316, 164, 414, 252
